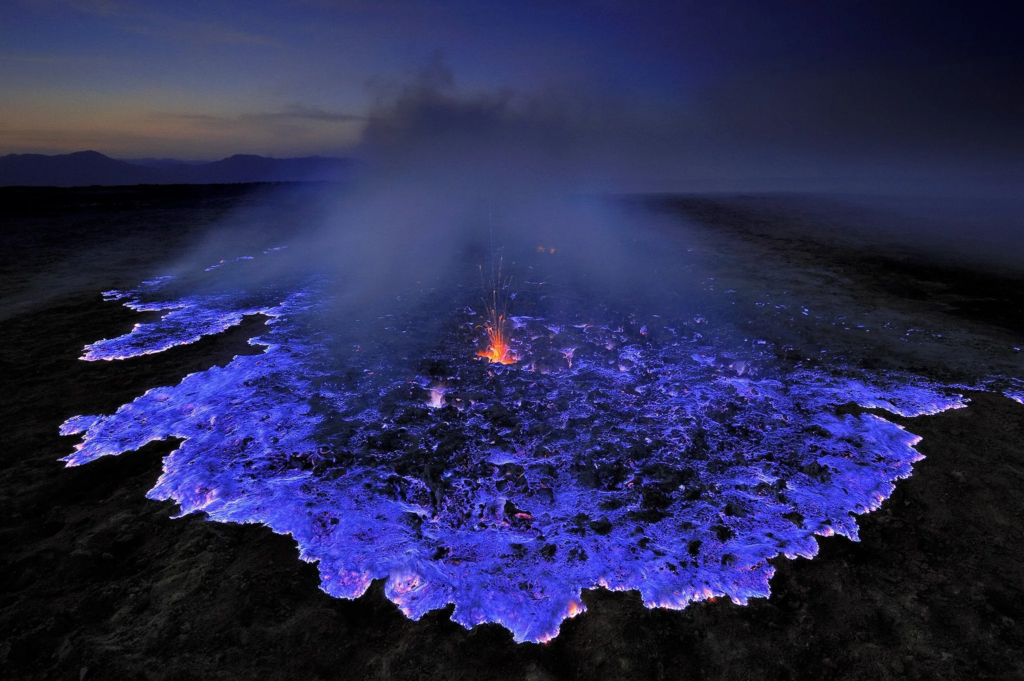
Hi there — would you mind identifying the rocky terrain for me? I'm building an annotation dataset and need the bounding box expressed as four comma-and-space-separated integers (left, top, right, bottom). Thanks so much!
1, 186, 1022, 680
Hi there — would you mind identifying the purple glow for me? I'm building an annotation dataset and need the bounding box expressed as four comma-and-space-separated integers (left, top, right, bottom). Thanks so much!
61, 265, 977, 643
205, 255, 256, 272
81, 295, 275, 361
1003, 378, 1024, 405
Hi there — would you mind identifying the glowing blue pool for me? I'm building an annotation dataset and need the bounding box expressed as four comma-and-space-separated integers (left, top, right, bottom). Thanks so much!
61, 250, 982, 643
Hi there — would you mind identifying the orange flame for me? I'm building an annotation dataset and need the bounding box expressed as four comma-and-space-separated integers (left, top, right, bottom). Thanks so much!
478, 312, 517, 364
478, 259, 517, 365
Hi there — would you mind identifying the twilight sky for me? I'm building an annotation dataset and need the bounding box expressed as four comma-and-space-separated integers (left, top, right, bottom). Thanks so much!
2, 0, 1022, 191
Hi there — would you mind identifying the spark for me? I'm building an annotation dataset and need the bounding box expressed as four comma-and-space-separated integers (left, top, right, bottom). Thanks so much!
478, 256, 517, 365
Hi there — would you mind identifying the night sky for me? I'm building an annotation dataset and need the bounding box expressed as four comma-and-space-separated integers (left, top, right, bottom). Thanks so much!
2, 0, 1022, 192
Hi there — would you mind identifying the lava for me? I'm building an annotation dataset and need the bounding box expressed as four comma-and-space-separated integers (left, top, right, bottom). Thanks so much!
58, 250, 1012, 644
477, 260, 518, 365
478, 314, 516, 365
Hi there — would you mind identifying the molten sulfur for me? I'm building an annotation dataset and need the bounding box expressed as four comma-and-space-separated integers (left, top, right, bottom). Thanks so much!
61, 249, 1020, 644
478, 314, 517, 364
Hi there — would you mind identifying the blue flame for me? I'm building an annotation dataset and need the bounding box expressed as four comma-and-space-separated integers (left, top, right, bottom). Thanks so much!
60, 255, 982, 643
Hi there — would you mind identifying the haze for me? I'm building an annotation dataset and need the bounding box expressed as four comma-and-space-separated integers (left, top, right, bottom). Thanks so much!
2, 0, 1021, 196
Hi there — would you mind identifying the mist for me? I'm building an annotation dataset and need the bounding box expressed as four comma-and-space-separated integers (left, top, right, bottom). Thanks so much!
146, 19, 1021, 316
160, 56, 714, 341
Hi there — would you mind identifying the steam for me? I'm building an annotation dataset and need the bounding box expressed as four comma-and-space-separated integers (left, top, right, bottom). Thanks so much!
167, 55, 703, 333
163, 51, 1023, 320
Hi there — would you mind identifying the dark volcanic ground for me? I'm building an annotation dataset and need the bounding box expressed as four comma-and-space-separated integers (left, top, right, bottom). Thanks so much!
1, 186, 1023, 681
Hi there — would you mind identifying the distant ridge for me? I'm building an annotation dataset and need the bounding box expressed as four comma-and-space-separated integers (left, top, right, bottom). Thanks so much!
0, 150, 353, 187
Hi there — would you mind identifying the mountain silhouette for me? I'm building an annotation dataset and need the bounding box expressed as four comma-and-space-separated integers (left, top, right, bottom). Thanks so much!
0, 151, 353, 187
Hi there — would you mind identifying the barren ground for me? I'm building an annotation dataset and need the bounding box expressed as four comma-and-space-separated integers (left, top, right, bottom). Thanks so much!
1, 186, 1022, 681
